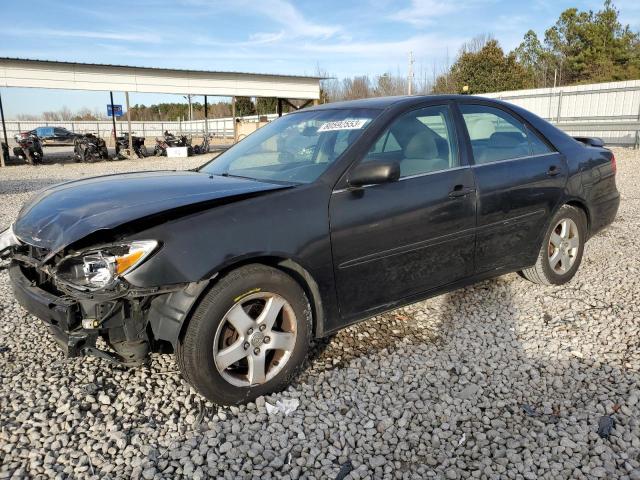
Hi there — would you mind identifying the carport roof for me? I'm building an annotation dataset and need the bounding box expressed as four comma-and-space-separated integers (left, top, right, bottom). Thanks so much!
0, 57, 323, 99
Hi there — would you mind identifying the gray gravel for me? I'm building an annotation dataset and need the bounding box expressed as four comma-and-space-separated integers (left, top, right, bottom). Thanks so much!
1, 149, 639, 479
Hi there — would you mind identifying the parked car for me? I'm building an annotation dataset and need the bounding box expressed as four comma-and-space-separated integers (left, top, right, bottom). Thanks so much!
0, 95, 619, 405
15, 126, 81, 145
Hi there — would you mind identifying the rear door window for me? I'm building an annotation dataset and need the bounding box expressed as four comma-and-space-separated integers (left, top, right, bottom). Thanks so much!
460, 104, 553, 164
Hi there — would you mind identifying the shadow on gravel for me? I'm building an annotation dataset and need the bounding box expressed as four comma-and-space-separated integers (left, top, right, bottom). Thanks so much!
301, 275, 639, 477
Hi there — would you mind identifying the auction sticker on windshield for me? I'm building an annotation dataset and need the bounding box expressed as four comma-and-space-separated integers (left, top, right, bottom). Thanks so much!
318, 119, 369, 132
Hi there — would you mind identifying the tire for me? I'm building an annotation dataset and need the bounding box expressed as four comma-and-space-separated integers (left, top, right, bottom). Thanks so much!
83, 148, 93, 163
520, 205, 587, 285
138, 145, 148, 157
176, 264, 312, 405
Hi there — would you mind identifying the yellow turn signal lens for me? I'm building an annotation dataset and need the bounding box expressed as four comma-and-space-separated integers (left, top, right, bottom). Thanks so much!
115, 250, 145, 275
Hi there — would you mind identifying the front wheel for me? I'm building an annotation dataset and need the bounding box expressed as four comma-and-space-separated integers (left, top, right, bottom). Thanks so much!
176, 264, 312, 405
520, 205, 586, 285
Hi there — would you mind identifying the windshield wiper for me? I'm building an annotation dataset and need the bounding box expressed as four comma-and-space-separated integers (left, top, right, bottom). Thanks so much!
217, 172, 255, 180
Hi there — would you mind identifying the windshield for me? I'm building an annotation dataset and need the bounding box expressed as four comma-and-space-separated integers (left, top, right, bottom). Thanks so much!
201, 108, 380, 183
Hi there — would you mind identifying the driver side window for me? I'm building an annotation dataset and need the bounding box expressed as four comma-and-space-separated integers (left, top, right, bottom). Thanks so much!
364, 105, 458, 178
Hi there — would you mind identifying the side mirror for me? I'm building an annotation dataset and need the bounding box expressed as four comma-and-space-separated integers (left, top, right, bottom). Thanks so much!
348, 161, 401, 187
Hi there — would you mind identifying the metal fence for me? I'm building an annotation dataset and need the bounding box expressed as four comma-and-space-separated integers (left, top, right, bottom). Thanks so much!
2, 114, 278, 143
481, 79, 640, 147
6, 80, 640, 147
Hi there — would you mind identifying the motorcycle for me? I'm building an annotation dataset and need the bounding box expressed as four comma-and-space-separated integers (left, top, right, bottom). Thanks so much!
191, 134, 210, 155
154, 131, 192, 156
116, 134, 147, 159
12, 134, 44, 165
73, 133, 109, 163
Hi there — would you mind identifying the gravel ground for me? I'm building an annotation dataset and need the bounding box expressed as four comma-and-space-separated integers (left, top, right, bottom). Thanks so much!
0, 149, 639, 479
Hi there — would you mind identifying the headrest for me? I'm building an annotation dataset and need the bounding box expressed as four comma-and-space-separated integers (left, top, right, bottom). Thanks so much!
404, 131, 438, 159
489, 132, 527, 148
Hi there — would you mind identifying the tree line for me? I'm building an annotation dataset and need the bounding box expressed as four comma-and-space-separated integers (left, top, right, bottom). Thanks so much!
323, 0, 639, 99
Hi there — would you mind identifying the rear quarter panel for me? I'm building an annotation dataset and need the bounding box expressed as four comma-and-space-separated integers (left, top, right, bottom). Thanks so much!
507, 103, 619, 237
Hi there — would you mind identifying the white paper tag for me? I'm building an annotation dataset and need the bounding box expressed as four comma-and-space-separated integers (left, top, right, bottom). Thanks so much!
317, 119, 368, 132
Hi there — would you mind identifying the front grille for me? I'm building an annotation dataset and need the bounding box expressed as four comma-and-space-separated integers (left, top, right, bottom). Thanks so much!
13, 244, 66, 297
28, 244, 51, 262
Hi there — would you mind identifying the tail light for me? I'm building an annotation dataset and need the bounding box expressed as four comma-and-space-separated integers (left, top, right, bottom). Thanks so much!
611, 152, 617, 175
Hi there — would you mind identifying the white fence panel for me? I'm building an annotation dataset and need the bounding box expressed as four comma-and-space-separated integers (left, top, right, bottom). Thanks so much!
482, 79, 640, 147
2, 114, 278, 144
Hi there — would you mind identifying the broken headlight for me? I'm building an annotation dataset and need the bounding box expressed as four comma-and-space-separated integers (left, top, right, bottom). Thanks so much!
54, 241, 158, 291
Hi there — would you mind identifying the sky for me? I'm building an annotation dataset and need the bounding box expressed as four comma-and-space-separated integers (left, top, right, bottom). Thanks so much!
1, 0, 639, 117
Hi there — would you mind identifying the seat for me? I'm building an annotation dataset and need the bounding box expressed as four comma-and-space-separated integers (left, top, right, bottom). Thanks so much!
479, 132, 529, 163
400, 130, 449, 176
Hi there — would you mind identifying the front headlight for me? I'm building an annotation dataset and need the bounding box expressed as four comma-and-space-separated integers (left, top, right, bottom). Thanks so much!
54, 240, 158, 291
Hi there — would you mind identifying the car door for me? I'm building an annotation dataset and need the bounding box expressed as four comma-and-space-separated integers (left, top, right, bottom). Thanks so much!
329, 103, 476, 319
54, 128, 71, 143
458, 102, 567, 273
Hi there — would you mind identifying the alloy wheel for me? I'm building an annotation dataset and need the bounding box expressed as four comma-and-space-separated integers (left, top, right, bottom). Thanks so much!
548, 218, 580, 274
213, 292, 297, 387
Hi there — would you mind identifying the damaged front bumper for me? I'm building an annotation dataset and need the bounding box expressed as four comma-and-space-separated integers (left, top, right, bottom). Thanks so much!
8, 260, 208, 366
9, 262, 89, 356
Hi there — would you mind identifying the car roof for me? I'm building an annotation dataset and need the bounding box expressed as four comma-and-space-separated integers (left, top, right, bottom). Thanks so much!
306, 94, 494, 111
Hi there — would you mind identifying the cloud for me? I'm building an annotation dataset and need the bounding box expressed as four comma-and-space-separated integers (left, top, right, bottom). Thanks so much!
254, 0, 340, 38
390, 0, 457, 26
301, 33, 464, 59
248, 31, 286, 44
184, 0, 340, 39
3, 28, 160, 43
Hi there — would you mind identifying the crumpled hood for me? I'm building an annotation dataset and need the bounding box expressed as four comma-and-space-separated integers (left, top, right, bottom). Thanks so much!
14, 170, 288, 255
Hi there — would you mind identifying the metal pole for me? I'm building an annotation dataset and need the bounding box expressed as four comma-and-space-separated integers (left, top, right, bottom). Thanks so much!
0, 90, 8, 167
407, 51, 414, 95
232, 96, 237, 143
125, 91, 133, 157
109, 91, 117, 146
636, 97, 640, 150
204, 95, 209, 143
556, 90, 563, 123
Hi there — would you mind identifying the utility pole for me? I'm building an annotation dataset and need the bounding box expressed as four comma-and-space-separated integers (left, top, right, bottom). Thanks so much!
407, 51, 414, 95
183, 94, 193, 121
109, 91, 117, 147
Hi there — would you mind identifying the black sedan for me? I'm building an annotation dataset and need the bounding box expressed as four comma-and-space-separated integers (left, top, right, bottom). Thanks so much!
15, 126, 81, 145
0, 95, 619, 405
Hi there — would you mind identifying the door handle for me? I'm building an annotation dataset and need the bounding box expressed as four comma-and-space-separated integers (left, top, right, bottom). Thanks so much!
547, 165, 561, 176
448, 185, 475, 198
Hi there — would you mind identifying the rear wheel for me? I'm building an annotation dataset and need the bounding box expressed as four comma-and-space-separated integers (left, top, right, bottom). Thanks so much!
520, 205, 586, 285
176, 264, 312, 405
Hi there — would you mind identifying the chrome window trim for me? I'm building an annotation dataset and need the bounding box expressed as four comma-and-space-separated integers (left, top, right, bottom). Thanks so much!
470, 151, 560, 168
